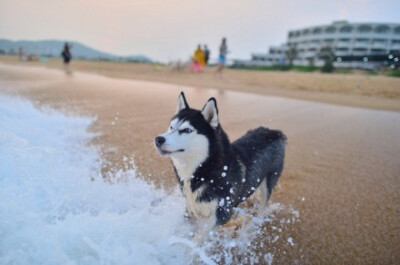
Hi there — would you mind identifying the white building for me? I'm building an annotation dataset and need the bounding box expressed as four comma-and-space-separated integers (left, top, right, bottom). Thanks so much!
236, 21, 400, 69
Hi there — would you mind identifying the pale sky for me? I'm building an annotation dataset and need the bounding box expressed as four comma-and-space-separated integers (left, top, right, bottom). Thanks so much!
1, 0, 399, 62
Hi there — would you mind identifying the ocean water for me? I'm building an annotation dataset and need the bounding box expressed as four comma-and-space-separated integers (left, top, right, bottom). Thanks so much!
0, 94, 295, 265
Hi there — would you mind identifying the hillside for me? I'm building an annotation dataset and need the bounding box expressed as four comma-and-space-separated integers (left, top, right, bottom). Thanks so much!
0, 39, 151, 62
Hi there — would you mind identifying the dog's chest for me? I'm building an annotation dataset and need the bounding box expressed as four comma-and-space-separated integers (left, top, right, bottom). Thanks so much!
182, 178, 216, 218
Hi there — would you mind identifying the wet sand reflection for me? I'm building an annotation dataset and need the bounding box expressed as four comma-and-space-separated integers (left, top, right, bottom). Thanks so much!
1, 64, 399, 264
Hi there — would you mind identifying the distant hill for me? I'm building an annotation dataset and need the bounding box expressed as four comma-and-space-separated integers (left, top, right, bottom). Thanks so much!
0, 39, 152, 63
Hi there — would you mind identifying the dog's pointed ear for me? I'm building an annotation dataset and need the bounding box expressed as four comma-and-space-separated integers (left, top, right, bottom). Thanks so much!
176, 92, 189, 114
201, 98, 219, 128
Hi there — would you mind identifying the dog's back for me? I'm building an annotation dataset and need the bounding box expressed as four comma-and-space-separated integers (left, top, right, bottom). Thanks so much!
232, 127, 286, 202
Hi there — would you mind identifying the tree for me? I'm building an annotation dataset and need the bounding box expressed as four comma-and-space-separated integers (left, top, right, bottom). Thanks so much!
319, 45, 335, 73
285, 43, 298, 66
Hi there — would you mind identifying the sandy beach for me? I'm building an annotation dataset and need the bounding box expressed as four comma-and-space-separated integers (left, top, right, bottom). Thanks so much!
1, 63, 399, 264
1, 55, 400, 112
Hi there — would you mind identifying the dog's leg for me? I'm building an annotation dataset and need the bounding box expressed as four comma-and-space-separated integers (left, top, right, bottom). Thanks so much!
257, 178, 269, 218
193, 215, 217, 244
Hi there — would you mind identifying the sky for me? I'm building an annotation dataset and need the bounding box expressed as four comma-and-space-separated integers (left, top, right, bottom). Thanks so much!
1, 0, 399, 62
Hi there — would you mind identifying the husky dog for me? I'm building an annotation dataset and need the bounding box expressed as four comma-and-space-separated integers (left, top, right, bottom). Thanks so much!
155, 92, 286, 233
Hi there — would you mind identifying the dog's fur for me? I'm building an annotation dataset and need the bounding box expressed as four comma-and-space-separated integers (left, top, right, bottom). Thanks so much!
155, 92, 286, 233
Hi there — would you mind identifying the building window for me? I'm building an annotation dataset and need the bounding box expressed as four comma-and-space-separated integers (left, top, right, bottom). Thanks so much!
394, 27, 400, 34
302, 29, 310, 35
325, 27, 336, 33
340, 26, 352, 33
375, 25, 390, 34
313, 28, 322, 34
373, 39, 386, 43
358, 25, 372, 33
371, 49, 386, 53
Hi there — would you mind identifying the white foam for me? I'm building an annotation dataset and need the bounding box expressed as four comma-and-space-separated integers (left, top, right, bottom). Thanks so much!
0, 95, 191, 264
0, 94, 298, 265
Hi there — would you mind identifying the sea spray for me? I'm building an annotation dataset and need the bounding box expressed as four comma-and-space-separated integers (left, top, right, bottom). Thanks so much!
0, 94, 298, 265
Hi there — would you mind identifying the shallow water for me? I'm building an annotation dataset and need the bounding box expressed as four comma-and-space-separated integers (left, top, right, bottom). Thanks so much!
1, 64, 399, 263
0, 94, 297, 265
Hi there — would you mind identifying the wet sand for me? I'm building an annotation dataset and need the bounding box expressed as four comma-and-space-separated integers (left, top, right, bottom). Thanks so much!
1, 55, 400, 112
1, 64, 399, 264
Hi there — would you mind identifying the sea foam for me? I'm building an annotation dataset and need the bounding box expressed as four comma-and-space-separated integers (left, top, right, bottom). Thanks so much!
0, 94, 295, 265
0, 95, 193, 265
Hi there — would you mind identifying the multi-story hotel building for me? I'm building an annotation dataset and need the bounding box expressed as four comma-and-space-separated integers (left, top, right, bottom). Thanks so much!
240, 21, 400, 69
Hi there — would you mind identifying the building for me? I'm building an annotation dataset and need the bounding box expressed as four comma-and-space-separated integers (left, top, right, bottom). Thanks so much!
235, 21, 400, 69
251, 45, 288, 66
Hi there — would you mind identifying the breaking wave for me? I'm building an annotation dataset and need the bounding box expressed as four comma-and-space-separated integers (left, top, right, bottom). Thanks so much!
0, 94, 297, 265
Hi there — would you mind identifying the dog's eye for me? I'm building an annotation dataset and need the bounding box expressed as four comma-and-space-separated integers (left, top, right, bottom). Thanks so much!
169, 126, 173, 130
179, 128, 193, 134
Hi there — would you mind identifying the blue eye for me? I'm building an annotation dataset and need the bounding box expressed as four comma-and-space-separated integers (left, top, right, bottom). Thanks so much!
179, 128, 193, 134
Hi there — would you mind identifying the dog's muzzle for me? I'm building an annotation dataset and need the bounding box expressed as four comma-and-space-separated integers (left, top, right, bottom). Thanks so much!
154, 136, 184, 156
155, 136, 166, 148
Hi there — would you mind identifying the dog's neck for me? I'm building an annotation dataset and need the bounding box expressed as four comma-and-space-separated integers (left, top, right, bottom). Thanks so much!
171, 126, 231, 182
171, 155, 206, 181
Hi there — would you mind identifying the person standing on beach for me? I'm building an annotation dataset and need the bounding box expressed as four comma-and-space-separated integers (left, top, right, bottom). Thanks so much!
204, 45, 210, 65
215, 38, 228, 76
192, 44, 205, 72
61, 42, 72, 73
18, 47, 24, 61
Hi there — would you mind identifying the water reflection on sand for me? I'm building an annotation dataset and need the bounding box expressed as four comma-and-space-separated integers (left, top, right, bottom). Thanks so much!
1, 64, 399, 264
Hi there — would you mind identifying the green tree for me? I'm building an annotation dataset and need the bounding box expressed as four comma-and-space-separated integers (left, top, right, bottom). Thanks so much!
285, 44, 298, 66
319, 45, 335, 73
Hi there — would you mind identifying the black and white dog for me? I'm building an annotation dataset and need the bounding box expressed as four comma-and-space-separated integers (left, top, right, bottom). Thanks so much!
155, 92, 286, 234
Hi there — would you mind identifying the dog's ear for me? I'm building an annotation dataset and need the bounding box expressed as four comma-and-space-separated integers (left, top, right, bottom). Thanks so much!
176, 92, 189, 114
201, 98, 219, 128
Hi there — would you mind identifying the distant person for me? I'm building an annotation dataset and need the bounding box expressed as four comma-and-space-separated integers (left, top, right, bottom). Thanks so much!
191, 44, 205, 72
18, 47, 24, 61
61, 42, 72, 73
215, 37, 228, 77
204, 45, 210, 65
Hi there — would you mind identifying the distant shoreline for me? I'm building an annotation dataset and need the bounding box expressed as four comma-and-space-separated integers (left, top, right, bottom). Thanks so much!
1, 55, 399, 112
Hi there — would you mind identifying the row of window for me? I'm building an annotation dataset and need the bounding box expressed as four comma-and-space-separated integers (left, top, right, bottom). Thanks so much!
289, 39, 400, 45
294, 47, 391, 54
252, 50, 397, 61
260, 47, 392, 58
252, 57, 283, 62
289, 25, 400, 37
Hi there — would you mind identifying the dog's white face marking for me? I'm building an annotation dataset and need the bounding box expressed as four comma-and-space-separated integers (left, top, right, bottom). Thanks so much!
158, 118, 209, 180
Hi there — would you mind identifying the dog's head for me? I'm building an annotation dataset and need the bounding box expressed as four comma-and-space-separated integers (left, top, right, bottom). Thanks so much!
154, 92, 219, 161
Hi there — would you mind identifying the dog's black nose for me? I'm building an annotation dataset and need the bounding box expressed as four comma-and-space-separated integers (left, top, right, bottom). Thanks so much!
155, 136, 166, 147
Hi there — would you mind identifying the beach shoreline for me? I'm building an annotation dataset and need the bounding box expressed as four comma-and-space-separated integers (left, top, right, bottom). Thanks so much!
1, 62, 399, 264
1, 55, 399, 112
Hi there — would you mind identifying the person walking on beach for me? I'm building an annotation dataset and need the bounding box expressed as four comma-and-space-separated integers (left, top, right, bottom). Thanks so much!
215, 38, 228, 77
204, 45, 210, 65
61, 42, 72, 73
